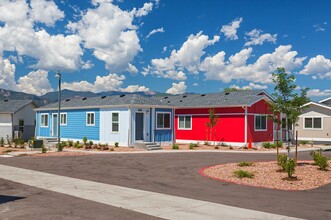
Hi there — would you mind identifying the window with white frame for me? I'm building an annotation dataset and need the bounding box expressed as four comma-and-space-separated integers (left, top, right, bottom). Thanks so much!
86, 112, 95, 126
255, 115, 267, 131
41, 114, 48, 127
60, 113, 67, 125
304, 117, 322, 129
112, 112, 119, 132
178, 115, 192, 129
156, 112, 171, 129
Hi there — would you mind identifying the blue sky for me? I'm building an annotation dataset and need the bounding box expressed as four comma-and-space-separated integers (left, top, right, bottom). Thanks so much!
0, 0, 330, 100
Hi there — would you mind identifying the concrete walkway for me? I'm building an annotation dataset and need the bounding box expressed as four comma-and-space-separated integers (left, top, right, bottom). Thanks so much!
0, 164, 302, 220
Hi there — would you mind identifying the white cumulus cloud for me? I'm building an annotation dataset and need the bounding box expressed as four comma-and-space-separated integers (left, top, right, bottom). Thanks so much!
120, 85, 150, 93
30, 0, 65, 26
220, 17, 243, 40
244, 29, 277, 46
230, 82, 267, 90
17, 70, 53, 96
307, 89, 331, 97
145, 32, 219, 80
300, 55, 331, 79
166, 81, 187, 95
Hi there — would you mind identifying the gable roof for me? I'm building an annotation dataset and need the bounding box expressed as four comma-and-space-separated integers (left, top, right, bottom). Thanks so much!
303, 101, 331, 111
154, 90, 272, 108
0, 100, 37, 113
36, 94, 171, 110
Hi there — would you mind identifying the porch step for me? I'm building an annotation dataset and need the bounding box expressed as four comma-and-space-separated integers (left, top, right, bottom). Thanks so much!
134, 141, 162, 151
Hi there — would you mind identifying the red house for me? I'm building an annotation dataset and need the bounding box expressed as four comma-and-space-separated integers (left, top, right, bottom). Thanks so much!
157, 90, 274, 147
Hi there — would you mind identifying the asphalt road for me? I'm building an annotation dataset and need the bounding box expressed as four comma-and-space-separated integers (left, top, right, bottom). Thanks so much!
0, 151, 330, 220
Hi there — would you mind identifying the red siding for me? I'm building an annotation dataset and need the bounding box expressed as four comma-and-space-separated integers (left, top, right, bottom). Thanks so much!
175, 99, 274, 144
247, 99, 273, 142
175, 108, 245, 143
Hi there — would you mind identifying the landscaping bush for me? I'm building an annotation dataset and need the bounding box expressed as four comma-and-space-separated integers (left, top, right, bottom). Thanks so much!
68, 140, 73, 147
89, 141, 93, 146
110, 148, 114, 151
214, 146, 219, 149
82, 137, 88, 145
189, 143, 198, 149
229, 146, 233, 150
220, 143, 228, 147
115, 142, 119, 147
278, 154, 287, 170
74, 141, 80, 148
276, 141, 283, 147
310, 150, 329, 171
41, 145, 47, 153
204, 141, 210, 146
238, 162, 254, 167
172, 144, 179, 150
262, 142, 276, 149
57, 143, 64, 152
300, 140, 309, 145
61, 141, 67, 148
233, 170, 254, 179
284, 158, 296, 178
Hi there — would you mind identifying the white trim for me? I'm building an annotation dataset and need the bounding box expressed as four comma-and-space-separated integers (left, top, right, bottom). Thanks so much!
297, 137, 331, 142
303, 116, 323, 130
177, 115, 192, 130
318, 97, 331, 104
40, 113, 49, 127
86, 112, 95, 126
60, 113, 67, 126
111, 111, 120, 133
156, 111, 171, 130
254, 115, 267, 131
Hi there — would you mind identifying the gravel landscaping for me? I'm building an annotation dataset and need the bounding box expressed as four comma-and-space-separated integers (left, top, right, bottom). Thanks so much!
201, 160, 331, 190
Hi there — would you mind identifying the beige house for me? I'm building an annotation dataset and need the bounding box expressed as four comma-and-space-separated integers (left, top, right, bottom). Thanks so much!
296, 97, 331, 143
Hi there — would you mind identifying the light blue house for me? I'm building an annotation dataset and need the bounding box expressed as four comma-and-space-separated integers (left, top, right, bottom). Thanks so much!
35, 94, 174, 147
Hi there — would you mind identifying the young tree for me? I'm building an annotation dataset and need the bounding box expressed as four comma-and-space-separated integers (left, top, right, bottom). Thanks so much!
206, 108, 219, 146
270, 67, 310, 159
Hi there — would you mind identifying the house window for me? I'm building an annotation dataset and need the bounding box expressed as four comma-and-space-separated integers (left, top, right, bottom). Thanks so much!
156, 112, 171, 129
304, 117, 322, 129
19, 119, 24, 133
41, 114, 48, 127
86, 112, 95, 126
255, 115, 267, 131
60, 113, 67, 125
112, 112, 119, 132
178, 115, 191, 129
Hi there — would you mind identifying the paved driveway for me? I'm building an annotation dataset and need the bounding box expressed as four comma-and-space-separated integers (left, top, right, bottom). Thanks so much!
0, 151, 330, 219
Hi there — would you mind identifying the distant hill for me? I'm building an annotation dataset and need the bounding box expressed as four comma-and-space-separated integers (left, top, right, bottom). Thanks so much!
0, 88, 156, 107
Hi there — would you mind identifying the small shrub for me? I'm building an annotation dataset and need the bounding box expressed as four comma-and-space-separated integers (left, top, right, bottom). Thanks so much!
110, 148, 114, 151
189, 143, 198, 149
68, 140, 73, 147
89, 140, 93, 146
220, 143, 228, 147
262, 142, 276, 149
238, 161, 254, 167
284, 158, 296, 178
310, 150, 329, 171
276, 141, 283, 147
229, 146, 233, 150
204, 141, 210, 146
233, 170, 254, 179
115, 142, 119, 147
214, 146, 219, 149
243, 146, 248, 149
41, 145, 47, 153
82, 137, 88, 145
172, 144, 179, 150
61, 141, 67, 148
278, 154, 287, 170
57, 143, 64, 152
0, 137, 4, 147
300, 140, 308, 145
74, 141, 80, 148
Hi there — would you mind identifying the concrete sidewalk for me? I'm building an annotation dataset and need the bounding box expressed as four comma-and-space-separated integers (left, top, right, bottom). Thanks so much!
0, 164, 302, 220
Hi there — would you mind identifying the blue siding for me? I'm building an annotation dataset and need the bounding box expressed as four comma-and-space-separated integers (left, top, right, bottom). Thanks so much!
36, 108, 100, 141
154, 108, 173, 142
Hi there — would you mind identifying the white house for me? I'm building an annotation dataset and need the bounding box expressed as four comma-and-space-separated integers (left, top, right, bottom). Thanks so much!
0, 99, 38, 141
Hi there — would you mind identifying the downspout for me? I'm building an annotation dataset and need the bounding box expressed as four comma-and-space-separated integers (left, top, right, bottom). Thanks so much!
152, 108, 155, 143
128, 106, 131, 147
242, 106, 248, 146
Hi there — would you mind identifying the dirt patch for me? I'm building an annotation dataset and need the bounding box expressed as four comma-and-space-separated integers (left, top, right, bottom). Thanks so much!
201, 160, 331, 190
31, 151, 93, 157
0, 146, 28, 155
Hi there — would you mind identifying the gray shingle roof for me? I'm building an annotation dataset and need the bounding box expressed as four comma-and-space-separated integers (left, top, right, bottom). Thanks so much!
37, 94, 171, 110
154, 90, 271, 108
36, 90, 271, 110
0, 100, 35, 113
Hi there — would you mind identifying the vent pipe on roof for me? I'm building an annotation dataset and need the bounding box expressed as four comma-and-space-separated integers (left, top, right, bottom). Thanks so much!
201, 94, 206, 97
4, 99, 8, 102
101, 96, 106, 99
120, 94, 126, 98
65, 98, 70, 102
82, 97, 87, 100
225, 92, 230, 95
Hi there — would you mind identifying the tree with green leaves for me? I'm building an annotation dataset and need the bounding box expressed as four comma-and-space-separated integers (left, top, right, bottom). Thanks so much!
269, 67, 310, 159
206, 108, 219, 146
223, 87, 250, 92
